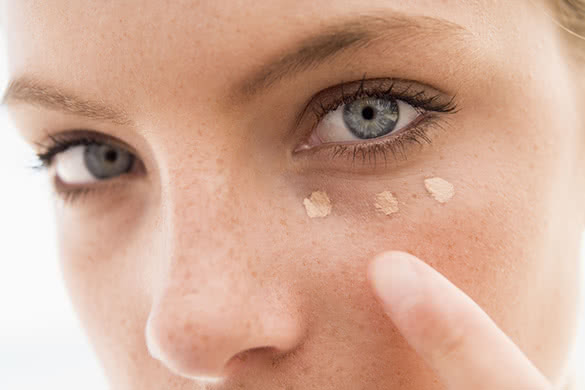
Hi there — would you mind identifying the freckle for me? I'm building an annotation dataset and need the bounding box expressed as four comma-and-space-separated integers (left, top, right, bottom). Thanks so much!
303, 191, 331, 218
374, 191, 399, 215
412, 193, 418, 199
424, 177, 455, 203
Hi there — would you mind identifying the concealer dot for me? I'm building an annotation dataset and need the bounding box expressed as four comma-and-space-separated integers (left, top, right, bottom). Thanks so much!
424, 177, 455, 203
303, 191, 332, 218
374, 191, 399, 215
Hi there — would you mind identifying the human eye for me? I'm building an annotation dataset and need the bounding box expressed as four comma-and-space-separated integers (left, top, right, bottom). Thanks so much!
35, 130, 144, 202
293, 76, 458, 166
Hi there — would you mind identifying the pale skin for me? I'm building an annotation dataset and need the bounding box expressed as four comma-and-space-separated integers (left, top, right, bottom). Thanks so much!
1, 0, 585, 389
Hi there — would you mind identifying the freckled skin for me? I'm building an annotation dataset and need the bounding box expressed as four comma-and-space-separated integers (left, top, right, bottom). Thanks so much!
2, 0, 585, 389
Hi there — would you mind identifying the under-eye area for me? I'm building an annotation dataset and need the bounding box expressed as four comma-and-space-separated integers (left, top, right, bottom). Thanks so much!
303, 190, 332, 218
374, 191, 399, 215
424, 177, 455, 203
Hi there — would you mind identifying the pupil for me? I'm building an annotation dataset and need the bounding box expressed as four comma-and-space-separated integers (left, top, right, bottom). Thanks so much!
362, 106, 375, 120
104, 149, 118, 163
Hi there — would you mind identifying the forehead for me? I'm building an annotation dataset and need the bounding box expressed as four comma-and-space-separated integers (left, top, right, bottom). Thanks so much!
0, 0, 504, 65
0, 0, 549, 122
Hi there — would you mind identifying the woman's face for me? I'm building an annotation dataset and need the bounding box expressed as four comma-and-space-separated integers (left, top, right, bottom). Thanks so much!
2, 0, 585, 389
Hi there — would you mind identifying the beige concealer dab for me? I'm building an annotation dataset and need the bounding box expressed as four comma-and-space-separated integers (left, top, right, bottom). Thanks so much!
424, 177, 455, 203
374, 191, 399, 215
303, 191, 332, 218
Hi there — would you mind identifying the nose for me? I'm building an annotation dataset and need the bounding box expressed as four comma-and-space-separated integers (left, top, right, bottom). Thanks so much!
145, 274, 305, 381
143, 144, 306, 381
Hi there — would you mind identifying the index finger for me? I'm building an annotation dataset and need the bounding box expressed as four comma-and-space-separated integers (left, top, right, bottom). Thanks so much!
368, 251, 551, 390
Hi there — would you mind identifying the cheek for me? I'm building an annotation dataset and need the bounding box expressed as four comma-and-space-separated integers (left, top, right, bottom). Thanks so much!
55, 187, 168, 387
291, 154, 580, 381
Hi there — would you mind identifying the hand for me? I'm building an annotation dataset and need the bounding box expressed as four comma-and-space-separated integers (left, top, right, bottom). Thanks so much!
367, 251, 553, 390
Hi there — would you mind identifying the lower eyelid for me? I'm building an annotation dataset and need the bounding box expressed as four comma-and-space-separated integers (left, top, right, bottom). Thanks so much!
296, 111, 428, 154
290, 114, 444, 172
51, 157, 146, 203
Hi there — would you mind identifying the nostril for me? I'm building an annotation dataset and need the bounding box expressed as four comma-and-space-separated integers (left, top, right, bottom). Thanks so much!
226, 346, 273, 368
234, 346, 270, 361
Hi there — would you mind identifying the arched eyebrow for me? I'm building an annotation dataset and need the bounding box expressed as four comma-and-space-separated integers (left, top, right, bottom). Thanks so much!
1, 76, 133, 126
234, 13, 470, 98
0, 13, 468, 123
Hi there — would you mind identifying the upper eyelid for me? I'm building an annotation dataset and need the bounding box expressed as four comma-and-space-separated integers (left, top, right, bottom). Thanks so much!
35, 129, 139, 166
295, 77, 458, 131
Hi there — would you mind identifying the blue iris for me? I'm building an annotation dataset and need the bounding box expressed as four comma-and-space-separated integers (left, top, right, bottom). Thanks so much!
342, 97, 399, 139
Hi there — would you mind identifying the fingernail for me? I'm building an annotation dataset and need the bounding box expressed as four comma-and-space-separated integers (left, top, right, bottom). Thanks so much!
369, 251, 420, 312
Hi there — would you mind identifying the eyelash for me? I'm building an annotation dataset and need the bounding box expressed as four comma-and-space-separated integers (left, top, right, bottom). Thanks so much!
32, 77, 458, 202
33, 132, 137, 203
300, 75, 458, 164
35, 133, 105, 167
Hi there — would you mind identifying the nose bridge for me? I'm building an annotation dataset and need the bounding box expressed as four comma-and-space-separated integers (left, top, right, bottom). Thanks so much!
161, 143, 248, 255
155, 127, 262, 307
154, 147, 255, 338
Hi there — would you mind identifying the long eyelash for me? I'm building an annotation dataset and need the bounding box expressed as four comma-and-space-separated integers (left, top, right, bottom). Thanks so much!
53, 185, 95, 205
310, 75, 458, 122
34, 133, 103, 169
303, 75, 458, 164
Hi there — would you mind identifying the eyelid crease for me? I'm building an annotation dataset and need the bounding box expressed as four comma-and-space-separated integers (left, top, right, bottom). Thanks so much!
294, 75, 458, 131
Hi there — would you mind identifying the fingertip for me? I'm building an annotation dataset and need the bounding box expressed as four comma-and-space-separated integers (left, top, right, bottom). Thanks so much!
368, 251, 551, 389
368, 251, 422, 313
368, 250, 421, 283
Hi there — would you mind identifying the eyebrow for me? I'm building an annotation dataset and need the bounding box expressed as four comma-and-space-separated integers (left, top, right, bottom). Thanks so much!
235, 13, 469, 98
1, 76, 133, 126
0, 13, 468, 121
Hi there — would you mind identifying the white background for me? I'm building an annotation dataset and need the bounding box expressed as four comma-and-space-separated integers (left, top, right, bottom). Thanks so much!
0, 31, 583, 390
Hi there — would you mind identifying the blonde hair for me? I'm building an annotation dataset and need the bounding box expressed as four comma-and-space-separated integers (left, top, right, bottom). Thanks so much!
550, 0, 585, 43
